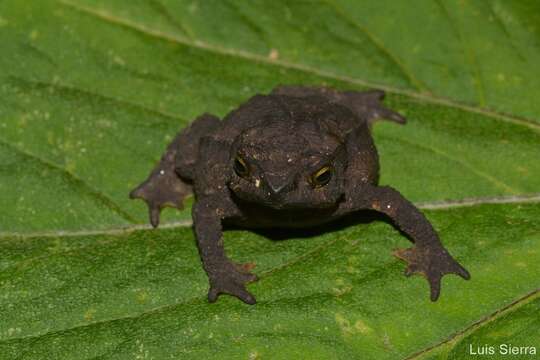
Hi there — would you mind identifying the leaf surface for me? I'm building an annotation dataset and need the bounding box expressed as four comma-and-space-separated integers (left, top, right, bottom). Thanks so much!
0, 1, 538, 359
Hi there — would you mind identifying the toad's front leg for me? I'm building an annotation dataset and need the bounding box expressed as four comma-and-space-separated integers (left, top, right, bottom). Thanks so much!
340, 185, 470, 301
193, 196, 258, 304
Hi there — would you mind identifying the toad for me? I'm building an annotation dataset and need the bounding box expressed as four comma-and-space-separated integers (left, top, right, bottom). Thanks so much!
130, 86, 470, 304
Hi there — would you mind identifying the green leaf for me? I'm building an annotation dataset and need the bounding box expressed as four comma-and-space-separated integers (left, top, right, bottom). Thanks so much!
0, 1, 538, 359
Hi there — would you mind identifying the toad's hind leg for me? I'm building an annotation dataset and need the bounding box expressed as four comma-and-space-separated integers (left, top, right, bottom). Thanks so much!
130, 113, 221, 227
272, 85, 406, 126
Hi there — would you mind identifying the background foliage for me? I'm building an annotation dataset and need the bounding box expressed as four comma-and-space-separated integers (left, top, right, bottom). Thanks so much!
0, 1, 538, 359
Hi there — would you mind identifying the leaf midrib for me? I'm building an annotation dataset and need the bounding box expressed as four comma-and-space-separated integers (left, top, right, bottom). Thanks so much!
58, 0, 540, 133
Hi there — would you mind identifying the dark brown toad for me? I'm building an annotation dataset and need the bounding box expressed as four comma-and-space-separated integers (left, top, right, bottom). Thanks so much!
130, 86, 470, 304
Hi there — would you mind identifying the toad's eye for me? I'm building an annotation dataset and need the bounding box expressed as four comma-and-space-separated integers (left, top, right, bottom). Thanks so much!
311, 165, 333, 187
233, 156, 250, 178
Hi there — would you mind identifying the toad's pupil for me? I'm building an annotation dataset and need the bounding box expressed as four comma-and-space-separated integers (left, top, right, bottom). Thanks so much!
315, 168, 332, 185
234, 157, 248, 176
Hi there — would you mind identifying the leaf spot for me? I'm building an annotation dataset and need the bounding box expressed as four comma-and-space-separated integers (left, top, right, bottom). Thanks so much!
354, 320, 372, 334
5, 328, 21, 337
135, 339, 150, 360
136, 289, 150, 304
335, 313, 373, 337
29, 30, 39, 40
268, 48, 279, 60
335, 313, 353, 337
84, 308, 96, 321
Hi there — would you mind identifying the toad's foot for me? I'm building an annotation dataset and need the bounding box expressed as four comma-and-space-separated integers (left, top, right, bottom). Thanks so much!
129, 168, 191, 228
342, 89, 407, 125
207, 261, 259, 305
271, 85, 406, 125
394, 246, 470, 301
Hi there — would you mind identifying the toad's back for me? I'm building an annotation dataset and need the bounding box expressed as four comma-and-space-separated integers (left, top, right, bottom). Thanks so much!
214, 94, 364, 143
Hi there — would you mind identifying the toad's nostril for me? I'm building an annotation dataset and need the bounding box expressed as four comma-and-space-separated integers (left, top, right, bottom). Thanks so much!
265, 175, 290, 195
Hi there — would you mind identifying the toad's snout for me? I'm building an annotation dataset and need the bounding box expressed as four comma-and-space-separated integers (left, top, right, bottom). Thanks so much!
264, 173, 295, 198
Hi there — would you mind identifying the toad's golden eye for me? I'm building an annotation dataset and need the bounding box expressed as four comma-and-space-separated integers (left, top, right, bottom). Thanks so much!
233, 156, 249, 178
311, 165, 333, 187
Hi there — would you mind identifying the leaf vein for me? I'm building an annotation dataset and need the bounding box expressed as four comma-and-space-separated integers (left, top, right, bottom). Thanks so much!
1, 194, 538, 240
0, 137, 137, 224
8, 76, 185, 124
57, 0, 540, 133
404, 289, 540, 359
434, 0, 487, 106
148, 0, 196, 40
383, 134, 519, 195
323, 0, 429, 92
